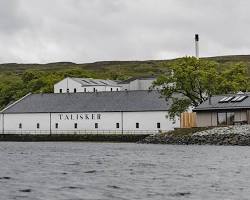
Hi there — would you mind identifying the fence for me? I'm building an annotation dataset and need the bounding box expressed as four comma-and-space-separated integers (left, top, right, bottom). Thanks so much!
180, 112, 197, 128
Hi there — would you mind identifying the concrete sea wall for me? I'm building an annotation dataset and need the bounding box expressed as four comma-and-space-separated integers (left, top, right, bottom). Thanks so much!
0, 134, 150, 142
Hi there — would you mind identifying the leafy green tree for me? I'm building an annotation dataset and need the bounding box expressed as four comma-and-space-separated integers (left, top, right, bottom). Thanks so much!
153, 57, 250, 120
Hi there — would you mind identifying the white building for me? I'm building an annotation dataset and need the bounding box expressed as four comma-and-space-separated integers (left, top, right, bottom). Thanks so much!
119, 77, 156, 91
54, 77, 122, 93
0, 91, 179, 134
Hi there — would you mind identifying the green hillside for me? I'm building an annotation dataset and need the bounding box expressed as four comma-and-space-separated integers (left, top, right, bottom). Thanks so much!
0, 55, 250, 109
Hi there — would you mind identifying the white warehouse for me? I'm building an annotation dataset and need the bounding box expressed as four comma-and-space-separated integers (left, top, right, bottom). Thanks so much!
0, 91, 179, 134
54, 77, 122, 93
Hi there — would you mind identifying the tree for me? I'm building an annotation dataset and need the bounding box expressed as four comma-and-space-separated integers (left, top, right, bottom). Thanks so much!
153, 57, 250, 120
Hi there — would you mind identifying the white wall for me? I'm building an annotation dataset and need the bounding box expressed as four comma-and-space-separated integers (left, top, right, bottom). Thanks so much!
54, 78, 82, 93
120, 79, 155, 91
0, 111, 179, 134
54, 78, 121, 93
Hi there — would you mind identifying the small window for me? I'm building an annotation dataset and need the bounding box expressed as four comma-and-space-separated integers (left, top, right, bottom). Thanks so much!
116, 123, 120, 129
111, 88, 113, 91
74, 123, 78, 129
59, 89, 62, 93
74, 88, 77, 93
136, 123, 139, 129
157, 123, 161, 129
37, 123, 40, 129
55, 123, 58, 129
95, 123, 98, 129
84, 88, 87, 92
93, 88, 96, 92
19, 123, 22, 129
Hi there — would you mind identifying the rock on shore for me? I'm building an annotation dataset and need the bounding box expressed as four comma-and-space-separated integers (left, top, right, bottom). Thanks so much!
139, 125, 250, 145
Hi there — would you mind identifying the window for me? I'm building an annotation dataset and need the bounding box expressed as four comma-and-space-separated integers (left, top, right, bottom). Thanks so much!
59, 89, 62, 93
37, 123, 40, 129
74, 123, 78, 129
116, 123, 120, 129
95, 123, 98, 129
93, 88, 96, 92
136, 123, 139, 129
157, 123, 161, 129
84, 88, 87, 92
111, 88, 113, 91
74, 88, 77, 93
55, 123, 58, 129
217, 112, 235, 126
227, 112, 235, 125
19, 123, 22, 129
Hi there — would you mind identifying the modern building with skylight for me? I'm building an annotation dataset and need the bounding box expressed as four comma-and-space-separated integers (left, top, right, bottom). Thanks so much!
193, 93, 250, 127
54, 77, 121, 93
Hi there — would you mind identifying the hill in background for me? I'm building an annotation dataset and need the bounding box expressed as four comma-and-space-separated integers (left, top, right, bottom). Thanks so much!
0, 55, 249, 109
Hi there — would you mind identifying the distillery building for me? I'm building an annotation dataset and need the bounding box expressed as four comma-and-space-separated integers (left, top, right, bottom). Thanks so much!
193, 93, 250, 127
54, 77, 122, 93
0, 90, 179, 134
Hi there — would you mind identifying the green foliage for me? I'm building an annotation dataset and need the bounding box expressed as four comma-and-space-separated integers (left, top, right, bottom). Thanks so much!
0, 56, 249, 111
153, 57, 250, 120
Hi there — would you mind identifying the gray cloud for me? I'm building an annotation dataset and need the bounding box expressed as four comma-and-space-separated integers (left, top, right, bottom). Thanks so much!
0, 0, 249, 63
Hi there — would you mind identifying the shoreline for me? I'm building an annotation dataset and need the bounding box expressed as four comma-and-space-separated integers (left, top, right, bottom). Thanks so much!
139, 126, 250, 146
0, 134, 150, 143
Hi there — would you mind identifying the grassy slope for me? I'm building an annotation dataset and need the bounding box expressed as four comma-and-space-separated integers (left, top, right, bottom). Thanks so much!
1, 54, 250, 75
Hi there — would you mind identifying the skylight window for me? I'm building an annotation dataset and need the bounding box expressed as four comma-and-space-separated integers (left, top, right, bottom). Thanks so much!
219, 97, 228, 103
219, 95, 248, 103
231, 96, 242, 102
219, 96, 234, 103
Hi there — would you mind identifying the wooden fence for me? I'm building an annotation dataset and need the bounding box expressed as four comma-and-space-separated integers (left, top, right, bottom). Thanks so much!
180, 112, 197, 128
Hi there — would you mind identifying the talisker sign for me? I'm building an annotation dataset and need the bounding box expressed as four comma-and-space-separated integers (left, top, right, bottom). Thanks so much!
59, 113, 101, 120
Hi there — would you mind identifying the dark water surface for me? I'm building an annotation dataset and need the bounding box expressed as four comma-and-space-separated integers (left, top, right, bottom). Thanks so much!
0, 143, 250, 200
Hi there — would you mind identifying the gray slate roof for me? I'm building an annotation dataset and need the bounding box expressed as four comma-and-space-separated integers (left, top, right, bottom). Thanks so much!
193, 94, 250, 111
71, 78, 120, 87
1, 90, 170, 113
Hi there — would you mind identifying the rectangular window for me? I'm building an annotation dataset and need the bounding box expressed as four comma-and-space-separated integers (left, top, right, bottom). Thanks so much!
157, 123, 161, 129
227, 112, 235, 125
74, 123, 78, 129
217, 112, 235, 126
217, 112, 227, 126
55, 123, 58, 129
37, 123, 40, 129
116, 123, 120, 129
95, 123, 98, 129
136, 123, 139, 129
19, 123, 22, 129
74, 88, 77, 93
59, 89, 62, 93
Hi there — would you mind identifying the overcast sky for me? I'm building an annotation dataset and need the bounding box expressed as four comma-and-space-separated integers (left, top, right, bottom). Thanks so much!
0, 0, 249, 63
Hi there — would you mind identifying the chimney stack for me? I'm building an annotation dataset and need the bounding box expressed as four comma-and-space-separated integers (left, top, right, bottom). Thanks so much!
195, 34, 199, 59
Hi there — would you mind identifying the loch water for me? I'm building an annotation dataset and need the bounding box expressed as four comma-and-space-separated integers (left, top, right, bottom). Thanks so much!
0, 142, 250, 200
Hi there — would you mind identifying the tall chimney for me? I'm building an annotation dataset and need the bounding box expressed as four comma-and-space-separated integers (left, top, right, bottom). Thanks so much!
195, 34, 199, 59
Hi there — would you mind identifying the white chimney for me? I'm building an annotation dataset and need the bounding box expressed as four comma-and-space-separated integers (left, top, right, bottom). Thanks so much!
195, 34, 199, 59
